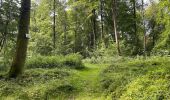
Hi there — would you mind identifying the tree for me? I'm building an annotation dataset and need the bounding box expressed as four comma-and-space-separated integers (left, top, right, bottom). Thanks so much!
100, 0, 104, 43
113, 0, 121, 55
90, 9, 97, 50
0, 0, 19, 52
53, 0, 56, 49
9, 0, 31, 78
142, 0, 146, 56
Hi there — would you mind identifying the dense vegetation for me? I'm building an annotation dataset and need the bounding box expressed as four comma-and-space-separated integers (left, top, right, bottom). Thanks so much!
1, 56, 170, 99
1, 0, 170, 99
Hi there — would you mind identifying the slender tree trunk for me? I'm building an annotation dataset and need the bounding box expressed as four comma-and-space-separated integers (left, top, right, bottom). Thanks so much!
63, 9, 67, 45
74, 0, 78, 53
53, 0, 56, 49
90, 9, 96, 50
90, 21, 94, 50
142, 0, 146, 56
113, 0, 121, 56
92, 9, 96, 49
151, 19, 156, 47
133, 0, 137, 38
150, 1, 155, 48
132, 0, 139, 54
9, 0, 31, 78
100, 0, 104, 43
152, 33, 155, 47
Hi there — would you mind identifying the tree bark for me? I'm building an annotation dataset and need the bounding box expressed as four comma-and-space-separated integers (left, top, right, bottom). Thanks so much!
63, 9, 67, 45
9, 0, 31, 78
90, 9, 96, 50
133, 0, 137, 35
53, 0, 56, 49
132, 0, 139, 55
100, 0, 104, 43
142, 0, 146, 56
113, 0, 121, 56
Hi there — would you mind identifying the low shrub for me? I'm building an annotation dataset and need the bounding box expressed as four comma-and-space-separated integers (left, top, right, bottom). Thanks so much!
20, 68, 71, 85
17, 81, 77, 100
0, 62, 4, 71
63, 54, 84, 69
120, 72, 170, 100
100, 56, 170, 99
0, 60, 9, 72
0, 67, 76, 99
26, 55, 62, 69
26, 53, 84, 69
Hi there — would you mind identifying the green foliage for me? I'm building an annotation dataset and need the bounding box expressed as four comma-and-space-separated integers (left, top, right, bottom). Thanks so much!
152, 0, 170, 54
0, 59, 4, 71
83, 45, 135, 64
26, 53, 84, 69
1, 57, 170, 99
120, 72, 170, 100
64, 54, 84, 69
27, 0, 166, 57
0, 0, 19, 55
0, 66, 77, 99
1, 0, 170, 99
100, 56, 170, 99
34, 36, 53, 56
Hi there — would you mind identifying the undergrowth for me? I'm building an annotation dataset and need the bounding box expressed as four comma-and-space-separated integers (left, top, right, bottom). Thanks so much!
26, 53, 84, 69
0, 56, 170, 100
100, 56, 170, 100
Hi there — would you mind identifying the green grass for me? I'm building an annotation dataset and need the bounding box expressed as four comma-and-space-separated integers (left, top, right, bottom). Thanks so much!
0, 62, 110, 100
1, 56, 170, 100
26, 54, 84, 69
100, 56, 170, 100
69, 63, 110, 99
0, 67, 76, 99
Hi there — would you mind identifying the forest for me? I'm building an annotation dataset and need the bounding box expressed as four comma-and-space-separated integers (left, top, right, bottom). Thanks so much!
0, 0, 170, 99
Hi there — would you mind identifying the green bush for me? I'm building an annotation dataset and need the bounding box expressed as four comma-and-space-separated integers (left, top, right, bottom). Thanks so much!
0, 66, 76, 99
120, 69, 170, 100
26, 55, 62, 68
100, 56, 170, 99
26, 53, 84, 69
63, 54, 84, 69
0, 61, 4, 71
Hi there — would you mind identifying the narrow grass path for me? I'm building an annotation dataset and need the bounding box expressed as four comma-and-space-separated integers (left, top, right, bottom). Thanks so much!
69, 63, 110, 100
0, 63, 110, 100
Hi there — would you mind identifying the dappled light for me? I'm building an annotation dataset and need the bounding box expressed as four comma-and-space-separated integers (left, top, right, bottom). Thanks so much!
0, 0, 170, 99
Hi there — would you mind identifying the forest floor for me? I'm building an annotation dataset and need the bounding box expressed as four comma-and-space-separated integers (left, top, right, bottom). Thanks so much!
0, 63, 110, 100
1, 56, 170, 100
69, 63, 110, 100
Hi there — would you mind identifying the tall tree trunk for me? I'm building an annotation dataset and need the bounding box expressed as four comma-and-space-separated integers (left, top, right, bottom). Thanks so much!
63, 9, 67, 45
133, 0, 137, 38
53, 0, 56, 49
132, 0, 139, 54
90, 9, 96, 50
100, 0, 104, 43
142, 0, 146, 56
74, 0, 78, 53
8, 0, 31, 78
113, 0, 121, 56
